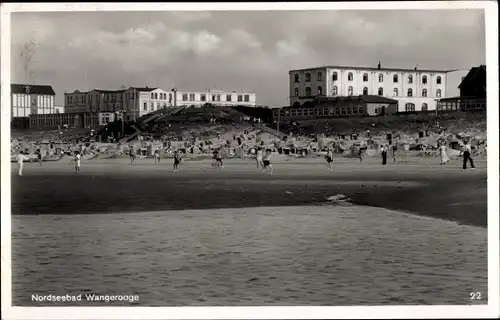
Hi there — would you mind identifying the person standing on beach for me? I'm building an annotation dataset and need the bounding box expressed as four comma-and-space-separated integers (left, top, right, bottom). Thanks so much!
439, 143, 450, 165
460, 140, 475, 170
173, 150, 181, 172
214, 148, 224, 170
325, 148, 333, 171
36, 149, 43, 166
129, 146, 136, 165
17, 151, 27, 176
381, 145, 388, 165
74, 151, 81, 174
256, 147, 264, 168
260, 150, 274, 175
154, 149, 160, 164
392, 144, 398, 163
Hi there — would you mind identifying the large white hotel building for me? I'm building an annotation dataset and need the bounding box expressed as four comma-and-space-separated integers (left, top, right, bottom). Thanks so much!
289, 63, 468, 112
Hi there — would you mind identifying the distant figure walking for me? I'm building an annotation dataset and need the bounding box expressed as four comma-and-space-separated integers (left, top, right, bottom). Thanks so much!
17, 151, 27, 176
358, 147, 364, 162
214, 148, 223, 170
74, 151, 81, 174
129, 146, 136, 165
325, 149, 333, 171
381, 145, 388, 165
260, 150, 274, 175
438, 144, 450, 165
36, 149, 43, 166
461, 141, 475, 170
392, 145, 398, 163
173, 150, 181, 172
154, 150, 160, 164
256, 147, 264, 168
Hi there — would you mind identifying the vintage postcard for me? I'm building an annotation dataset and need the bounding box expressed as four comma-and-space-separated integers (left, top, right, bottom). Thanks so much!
1, 2, 498, 319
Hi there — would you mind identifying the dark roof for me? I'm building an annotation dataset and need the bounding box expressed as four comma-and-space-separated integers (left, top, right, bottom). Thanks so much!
438, 96, 484, 102
94, 89, 127, 93
11, 84, 55, 95
358, 95, 398, 104
131, 87, 158, 92
289, 65, 450, 73
458, 65, 486, 89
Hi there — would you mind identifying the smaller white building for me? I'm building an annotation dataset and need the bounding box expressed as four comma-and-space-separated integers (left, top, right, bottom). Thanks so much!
175, 89, 257, 107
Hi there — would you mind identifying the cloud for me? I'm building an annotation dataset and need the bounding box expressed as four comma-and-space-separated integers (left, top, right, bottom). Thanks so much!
9, 9, 486, 106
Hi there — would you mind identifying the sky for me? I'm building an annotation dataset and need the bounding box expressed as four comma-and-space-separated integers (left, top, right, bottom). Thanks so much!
10, 9, 485, 106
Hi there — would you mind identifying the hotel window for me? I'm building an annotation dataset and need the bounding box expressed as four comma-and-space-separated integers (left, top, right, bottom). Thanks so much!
305, 87, 311, 97
317, 72, 322, 81
378, 73, 384, 82
393, 88, 398, 96
348, 72, 353, 81
422, 89, 427, 97
318, 86, 323, 96
226, 94, 232, 102
157, 103, 161, 110
294, 74, 299, 83
422, 103, 428, 111
212, 95, 216, 101
143, 102, 147, 111
407, 88, 413, 97
352, 107, 358, 115
238, 95, 243, 102
305, 73, 311, 82
332, 86, 338, 96
201, 94, 206, 101
363, 87, 368, 95
378, 87, 383, 96
436, 89, 442, 98
150, 102, 154, 111
155, 93, 158, 99
408, 75, 413, 83
405, 103, 415, 112
422, 75, 428, 84
294, 88, 299, 96
436, 76, 442, 84
363, 73, 368, 82
151, 93, 154, 99
182, 94, 188, 101
244, 95, 249, 102
358, 107, 363, 114
393, 74, 398, 83
332, 72, 338, 81
189, 93, 195, 101
348, 86, 353, 96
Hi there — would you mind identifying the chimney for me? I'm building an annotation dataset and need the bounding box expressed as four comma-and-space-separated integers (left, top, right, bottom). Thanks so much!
414, 66, 417, 71
377, 61, 381, 70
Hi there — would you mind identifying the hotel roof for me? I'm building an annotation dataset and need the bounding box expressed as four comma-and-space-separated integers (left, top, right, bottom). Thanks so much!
289, 65, 451, 73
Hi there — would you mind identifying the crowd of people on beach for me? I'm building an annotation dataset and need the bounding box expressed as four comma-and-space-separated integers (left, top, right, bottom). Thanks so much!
14, 135, 478, 176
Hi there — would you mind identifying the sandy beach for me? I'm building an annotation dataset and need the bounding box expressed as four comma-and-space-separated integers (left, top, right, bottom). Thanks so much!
11, 156, 487, 227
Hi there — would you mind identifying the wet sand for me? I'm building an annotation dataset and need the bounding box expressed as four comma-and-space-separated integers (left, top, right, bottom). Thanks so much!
10, 157, 487, 227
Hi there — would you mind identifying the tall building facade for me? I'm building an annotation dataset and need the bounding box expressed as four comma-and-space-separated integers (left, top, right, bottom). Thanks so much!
289, 63, 451, 112
11, 84, 56, 118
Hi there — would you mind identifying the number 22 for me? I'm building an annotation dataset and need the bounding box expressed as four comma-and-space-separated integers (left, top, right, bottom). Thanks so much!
470, 292, 482, 300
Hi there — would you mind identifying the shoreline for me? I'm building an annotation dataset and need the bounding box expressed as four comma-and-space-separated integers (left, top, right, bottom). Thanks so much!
10, 159, 487, 227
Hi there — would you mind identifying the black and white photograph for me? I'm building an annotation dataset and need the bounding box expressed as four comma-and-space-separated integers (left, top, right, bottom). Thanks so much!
1, 2, 499, 319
